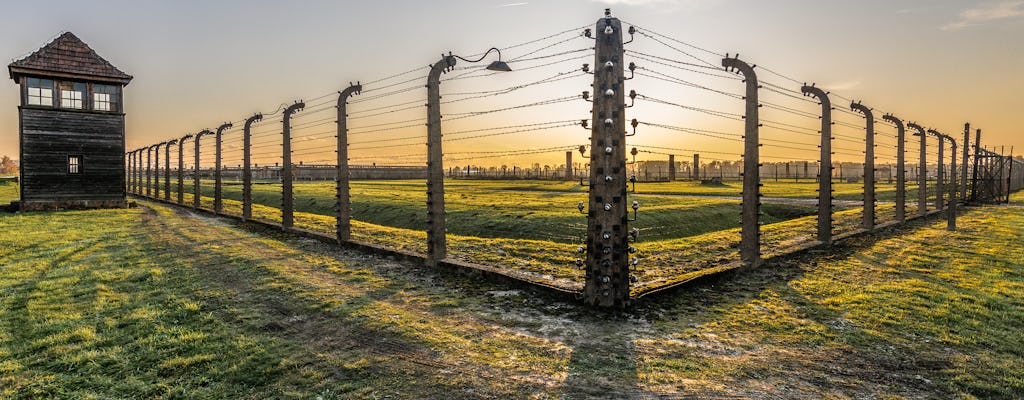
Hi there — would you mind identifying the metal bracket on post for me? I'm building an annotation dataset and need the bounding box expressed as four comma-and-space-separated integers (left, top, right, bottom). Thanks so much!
908, 123, 927, 216
883, 114, 906, 221
194, 130, 212, 209
164, 140, 176, 201
724, 54, 761, 268
928, 129, 946, 211
802, 84, 833, 244
336, 82, 362, 242
242, 113, 262, 221
177, 134, 192, 205
851, 101, 875, 230
214, 122, 233, 215
282, 101, 305, 228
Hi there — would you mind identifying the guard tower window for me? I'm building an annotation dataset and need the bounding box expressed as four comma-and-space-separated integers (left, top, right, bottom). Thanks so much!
68, 155, 81, 174
93, 84, 119, 112
60, 82, 86, 109
27, 78, 54, 106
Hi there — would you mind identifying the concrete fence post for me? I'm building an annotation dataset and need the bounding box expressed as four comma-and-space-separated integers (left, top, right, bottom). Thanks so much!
336, 83, 362, 242
961, 123, 970, 202
154, 142, 163, 199
164, 140, 176, 201
692, 154, 699, 180
282, 102, 305, 228
566, 151, 573, 180
851, 102, 875, 230
146, 145, 154, 197
970, 129, 982, 202
214, 123, 233, 215
908, 123, 927, 216
582, 10, 631, 306
723, 55, 761, 268
177, 134, 191, 205
194, 130, 212, 209
883, 114, 906, 221
242, 114, 262, 221
929, 129, 945, 211
946, 135, 957, 230
425, 55, 453, 268
668, 154, 676, 181
801, 84, 833, 244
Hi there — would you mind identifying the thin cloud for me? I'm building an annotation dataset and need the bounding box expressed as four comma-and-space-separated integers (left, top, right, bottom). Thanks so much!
590, 0, 719, 10
943, 1, 1024, 30
496, 2, 529, 8
823, 80, 861, 91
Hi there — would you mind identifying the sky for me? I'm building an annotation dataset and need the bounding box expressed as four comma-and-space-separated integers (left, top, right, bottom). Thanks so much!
2, 0, 1022, 168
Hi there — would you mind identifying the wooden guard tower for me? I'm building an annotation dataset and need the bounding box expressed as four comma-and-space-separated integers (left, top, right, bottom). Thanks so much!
8, 32, 132, 210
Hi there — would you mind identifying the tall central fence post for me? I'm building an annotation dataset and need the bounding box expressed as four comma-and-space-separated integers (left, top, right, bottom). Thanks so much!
243, 114, 262, 221
801, 85, 833, 244
282, 102, 305, 228
851, 102, 875, 230
194, 130, 212, 209
723, 55, 761, 268
583, 10, 631, 307
336, 83, 362, 242
164, 140, 175, 201
930, 129, 945, 211
177, 134, 191, 205
214, 123, 232, 215
883, 114, 906, 221
909, 123, 927, 216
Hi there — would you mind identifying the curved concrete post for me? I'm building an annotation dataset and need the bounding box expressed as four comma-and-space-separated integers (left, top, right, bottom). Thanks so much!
851, 102, 875, 230
961, 123, 970, 202
177, 134, 192, 205
908, 123, 927, 216
723, 55, 761, 268
944, 134, 958, 230
336, 83, 362, 242
242, 114, 262, 221
213, 123, 232, 214
194, 130, 212, 209
154, 142, 164, 199
146, 145, 155, 197
928, 129, 945, 211
882, 114, 906, 221
164, 140, 176, 201
282, 102, 305, 228
426, 55, 455, 267
801, 84, 833, 244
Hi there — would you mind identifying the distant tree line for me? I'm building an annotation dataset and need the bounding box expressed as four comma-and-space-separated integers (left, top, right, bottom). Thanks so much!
0, 155, 18, 175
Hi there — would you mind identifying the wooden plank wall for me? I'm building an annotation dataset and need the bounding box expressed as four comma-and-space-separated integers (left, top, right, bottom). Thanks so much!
19, 108, 125, 202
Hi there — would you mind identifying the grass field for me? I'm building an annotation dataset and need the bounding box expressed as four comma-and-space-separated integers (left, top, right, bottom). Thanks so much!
1, 197, 1022, 398
137, 179, 953, 289
0, 180, 17, 204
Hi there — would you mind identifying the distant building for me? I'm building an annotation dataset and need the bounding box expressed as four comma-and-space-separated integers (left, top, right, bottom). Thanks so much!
8, 32, 132, 210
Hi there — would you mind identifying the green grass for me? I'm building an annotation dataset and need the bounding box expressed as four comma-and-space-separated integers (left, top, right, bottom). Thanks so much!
1, 198, 1022, 398
142, 180, 953, 289
0, 180, 18, 204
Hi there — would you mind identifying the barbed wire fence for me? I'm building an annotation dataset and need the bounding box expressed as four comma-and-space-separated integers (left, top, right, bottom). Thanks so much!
127, 9, 1024, 307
